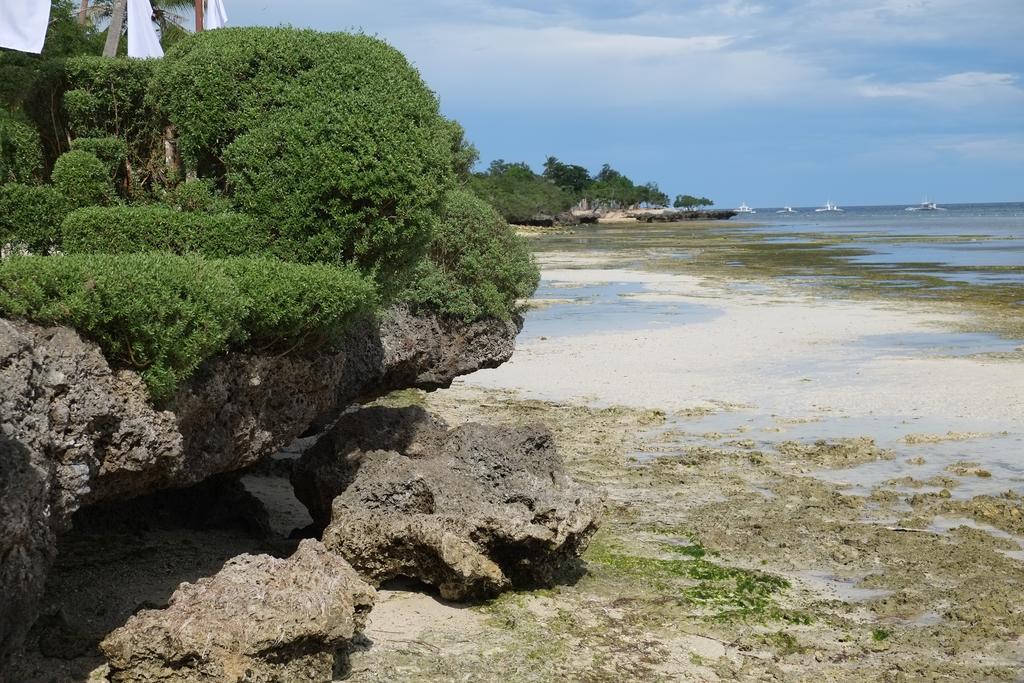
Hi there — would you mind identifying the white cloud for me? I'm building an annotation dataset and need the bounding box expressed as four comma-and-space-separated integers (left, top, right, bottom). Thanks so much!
224, 0, 1023, 116
853, 133, 1024, 164
856, 71, 1024, 105
393, 23, 832, 109
935, 134, 1024, 162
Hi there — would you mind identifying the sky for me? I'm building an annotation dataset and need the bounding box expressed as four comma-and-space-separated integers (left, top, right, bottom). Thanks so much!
210, 1, 1022, 207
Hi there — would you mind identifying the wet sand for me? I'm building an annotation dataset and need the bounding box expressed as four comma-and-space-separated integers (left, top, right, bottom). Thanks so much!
348, 225, 1024, 681
469, 262, 1023, 422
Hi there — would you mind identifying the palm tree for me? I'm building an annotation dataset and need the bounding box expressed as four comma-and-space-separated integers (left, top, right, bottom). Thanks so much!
101, 0, 124, 57
85, 0, 195, 56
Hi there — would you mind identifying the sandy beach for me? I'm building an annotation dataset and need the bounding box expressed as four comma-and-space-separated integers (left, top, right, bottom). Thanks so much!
466, 262, 1024, 422
348, 228, 1024, 681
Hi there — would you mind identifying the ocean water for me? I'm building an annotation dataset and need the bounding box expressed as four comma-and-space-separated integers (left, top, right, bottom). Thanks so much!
741, 202, 1024, 284
521, 280, 721, 341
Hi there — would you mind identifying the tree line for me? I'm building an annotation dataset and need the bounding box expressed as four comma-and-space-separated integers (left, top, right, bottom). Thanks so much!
468, 156, 713, 223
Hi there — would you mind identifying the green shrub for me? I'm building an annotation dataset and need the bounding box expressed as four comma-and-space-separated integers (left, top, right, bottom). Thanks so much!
0, 184, 69, 253
152, 28, 455, 287
63, 57, 159, 171
164, 179, 232, 213
0, 113, 43, 184
468, 165, 574, 224
0, 253, 244, 400
151, 28, 441, 170
50, 150, 114, 208
0, 1, 102, 170
403, 189, 539, 321
224, 91, 450, 284
62, 205, 265, 258
219, 258, 378, 351
71, 136, 127, 179
0, 251, 380, 400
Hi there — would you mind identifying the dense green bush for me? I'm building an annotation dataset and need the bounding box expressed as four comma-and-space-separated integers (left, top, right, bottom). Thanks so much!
71, 137, 127, 179
224, 91, 450, 284
63, 57, 159, 173
0, 1, 104, 170
61, 205, 265, 258
0, 253, 244, 400
150, 28, 441, 170
0, 113, 43, 184
0, 252, 379, 400
0, 184, 69, 253
152, 28, 455, 287
0, 26, 533, 405
468, 164, 574, 224
50, 150, 115, 208
219, 258, 378, 351
163, 179, 232, 213
403, 190, 539, 321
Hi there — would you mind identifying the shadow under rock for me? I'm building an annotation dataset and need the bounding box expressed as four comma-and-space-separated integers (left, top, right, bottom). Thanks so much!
12, 476, 295, 682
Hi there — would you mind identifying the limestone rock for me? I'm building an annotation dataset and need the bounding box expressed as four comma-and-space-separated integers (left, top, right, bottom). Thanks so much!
0, 307, 519, 664
303, 407, 603, 601
99, 540, 375, 683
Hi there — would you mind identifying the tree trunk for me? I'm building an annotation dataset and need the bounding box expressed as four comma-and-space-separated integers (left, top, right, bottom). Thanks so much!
195, 0, 204, 32
78, 0, 89, 24
102, 0, 126, 57
163, 125, 184, 181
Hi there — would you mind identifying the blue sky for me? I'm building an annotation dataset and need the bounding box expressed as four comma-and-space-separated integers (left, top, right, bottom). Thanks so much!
214, 1, 1022, 207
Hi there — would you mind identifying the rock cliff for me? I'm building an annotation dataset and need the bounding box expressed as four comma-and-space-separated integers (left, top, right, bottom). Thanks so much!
0, 306, 520, 667
296, 406, 603, 601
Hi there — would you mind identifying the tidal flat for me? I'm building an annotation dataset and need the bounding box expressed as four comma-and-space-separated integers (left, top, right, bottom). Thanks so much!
346, 220, 1024, 681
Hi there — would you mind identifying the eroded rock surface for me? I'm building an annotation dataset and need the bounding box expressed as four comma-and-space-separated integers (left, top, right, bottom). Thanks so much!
0, 307, 519, 665
298, 407, 603, 600
99, 540, 375, 683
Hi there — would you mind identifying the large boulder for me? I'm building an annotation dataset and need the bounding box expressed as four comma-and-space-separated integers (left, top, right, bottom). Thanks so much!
99, 540, 375, 683
0, 307, 519, 666
299, 407, 603, 601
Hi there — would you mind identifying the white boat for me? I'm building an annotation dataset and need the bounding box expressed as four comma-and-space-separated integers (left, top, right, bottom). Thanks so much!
815, 201, 844, 213
905, 200, 945, 212
736, 202, 756, 214
776, 206, 797, 214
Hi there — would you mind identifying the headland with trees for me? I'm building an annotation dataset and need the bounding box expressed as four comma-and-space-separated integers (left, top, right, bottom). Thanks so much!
0, 3, 539, 400
468, 155, 728, 225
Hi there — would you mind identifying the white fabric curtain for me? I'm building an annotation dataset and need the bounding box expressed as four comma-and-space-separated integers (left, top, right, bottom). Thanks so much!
0, 0, 51, 54
206, 0, 228, 29
127, 0, 163, 58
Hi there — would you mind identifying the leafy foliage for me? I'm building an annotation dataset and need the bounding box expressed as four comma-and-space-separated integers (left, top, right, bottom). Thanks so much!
0, 253, 243, 400
542, 156, 590, 194
50, 149, 114, 208
71, 136, 127, 179
0, 26, 532, 403
0, 1, 104, 170
223, 90, 449, 285
404, 189, 539, 321
61, 205, 264, 258
151, 28, 455, 287
588, 164, 669, 208
674, 194, 714, 210
469, 161, 574, 223
219, 258, 378, 352
0, 252, 379, 400
63, 56, 160, 185
472, 157, 674, 220
0, 184, 69, 253
162, 178, 232, 213
0, 113, 43, 184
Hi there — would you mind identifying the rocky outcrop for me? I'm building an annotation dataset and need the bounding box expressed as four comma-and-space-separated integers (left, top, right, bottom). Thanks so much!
297, 407, 602, 601
0, 432, 54, 666
99, 540, 375, 682
0, 307, 520, 666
